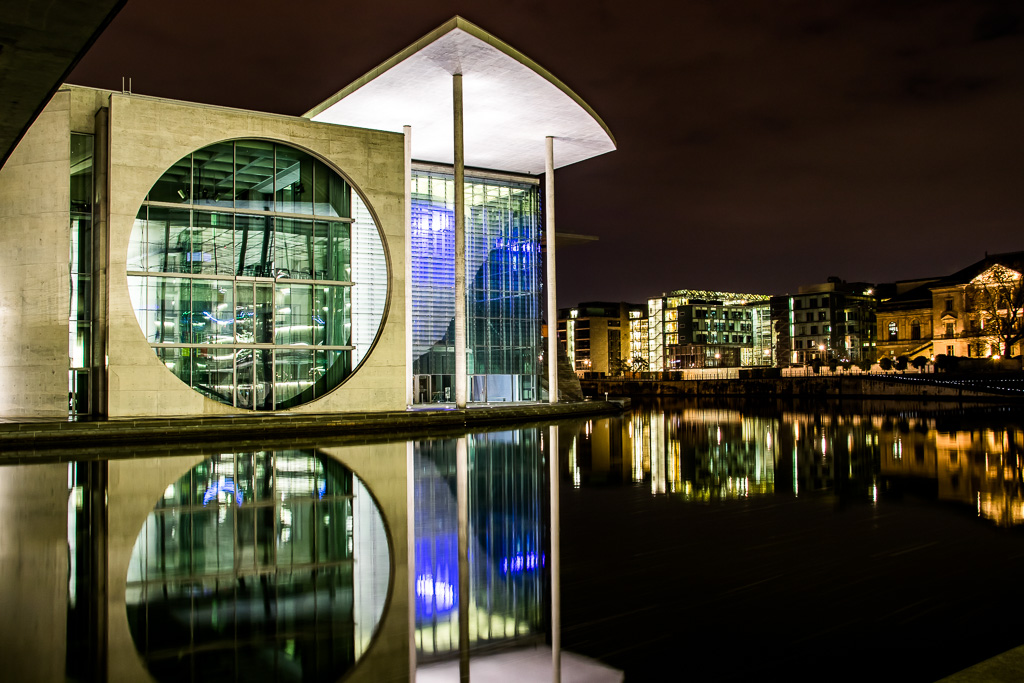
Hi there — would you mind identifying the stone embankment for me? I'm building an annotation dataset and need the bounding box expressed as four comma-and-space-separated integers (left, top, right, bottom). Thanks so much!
581, 375, 1024, 401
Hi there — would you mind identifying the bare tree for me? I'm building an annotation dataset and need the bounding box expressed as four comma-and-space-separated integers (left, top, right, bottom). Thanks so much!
966, 264, 1024, 357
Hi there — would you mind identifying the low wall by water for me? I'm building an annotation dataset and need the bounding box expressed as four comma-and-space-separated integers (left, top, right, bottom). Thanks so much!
580, 376, 1013, 400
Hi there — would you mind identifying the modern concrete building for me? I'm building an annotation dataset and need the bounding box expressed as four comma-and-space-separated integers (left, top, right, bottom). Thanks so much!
0, 17, 615, 418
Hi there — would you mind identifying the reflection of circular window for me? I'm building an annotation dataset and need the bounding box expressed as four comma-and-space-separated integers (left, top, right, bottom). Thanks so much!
126, 451, 391, 682
127, 140, 387, 410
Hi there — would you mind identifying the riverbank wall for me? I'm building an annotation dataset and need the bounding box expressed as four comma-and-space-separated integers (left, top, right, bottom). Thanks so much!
581, 376, 1022, 401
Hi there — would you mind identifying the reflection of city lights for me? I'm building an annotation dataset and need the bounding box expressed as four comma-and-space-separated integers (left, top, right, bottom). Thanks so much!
501, 552, 544, 575
416, 574, 456, 611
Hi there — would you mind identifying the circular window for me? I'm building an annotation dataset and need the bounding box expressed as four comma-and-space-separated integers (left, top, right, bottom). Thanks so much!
127, 140, 387, 410
126, 451, 391, 682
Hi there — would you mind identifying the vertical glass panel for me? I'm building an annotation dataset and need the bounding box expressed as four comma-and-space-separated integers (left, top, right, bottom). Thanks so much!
255, 284, 274, 344
193, 346, 234, 404
276, 283, 313, 345
190, 280, 234, 345
127, 207, 149, 271
236, 348, 273, 410
235, 214, 274, 277
275, 146, 314, 215
191, 211, 234, 275
148, 153, 191, 204
315, 221, 351, 281
233, 140, 275, 210
145, 207, 191, 273
314, 285, 350, 346
235, 282, 253, 343
313, 158, 350, 217
152, 277, 188, 344
192, 142, 234, 207
127, 275, 150, 341
275, 218, 314, 279
274, 348, 314, 409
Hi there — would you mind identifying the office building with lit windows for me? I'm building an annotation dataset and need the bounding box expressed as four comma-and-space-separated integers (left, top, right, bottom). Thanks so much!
557, 302, 647, 376
771, 278, 877, 367
0, 17, 615, 418
647, 290, 772, 371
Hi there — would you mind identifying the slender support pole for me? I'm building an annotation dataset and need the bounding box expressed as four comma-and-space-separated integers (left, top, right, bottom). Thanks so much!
404, 125, 413, 407
456, 436, 470, 681
454, 74, 467, 408
545, 137, 558, 403
407, 442, 417, 681
549, 425, 561, 682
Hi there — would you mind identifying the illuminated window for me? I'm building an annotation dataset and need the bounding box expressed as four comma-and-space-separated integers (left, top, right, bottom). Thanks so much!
128, 140, 386, 410
888, 321, 897, 341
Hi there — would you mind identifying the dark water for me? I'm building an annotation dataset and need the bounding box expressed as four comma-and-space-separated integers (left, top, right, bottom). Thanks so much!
2, 398, 1024, 682
558, 398, 1024, 682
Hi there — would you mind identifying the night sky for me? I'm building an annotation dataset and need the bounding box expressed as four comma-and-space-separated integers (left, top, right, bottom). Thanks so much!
69, 0, 1024, 307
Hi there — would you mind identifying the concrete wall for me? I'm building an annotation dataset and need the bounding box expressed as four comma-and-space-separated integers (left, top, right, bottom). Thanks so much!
107, 443, 409, 682
0, 90, 72, 416
91, 88, 406, 416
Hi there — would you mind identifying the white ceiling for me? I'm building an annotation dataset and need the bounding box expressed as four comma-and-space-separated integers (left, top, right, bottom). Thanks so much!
306, 17, 616, 176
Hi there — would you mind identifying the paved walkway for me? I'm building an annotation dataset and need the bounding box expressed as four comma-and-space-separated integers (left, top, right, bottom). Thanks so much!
0, 400, 625, 457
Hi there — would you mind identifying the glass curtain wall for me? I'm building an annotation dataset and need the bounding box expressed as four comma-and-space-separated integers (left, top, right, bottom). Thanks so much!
70, 133, 94, 415
127, 141, 386, 410
410, 168, 542, 404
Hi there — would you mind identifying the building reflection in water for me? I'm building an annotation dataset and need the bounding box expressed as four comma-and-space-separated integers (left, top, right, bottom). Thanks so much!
567, 401, 1024, 527
413, 429, 547, 658
97, 451, 387, 683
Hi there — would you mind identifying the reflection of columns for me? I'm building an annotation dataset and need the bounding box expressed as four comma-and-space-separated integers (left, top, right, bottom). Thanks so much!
407, 442, 417, 681
456, 436, 470, 681
405, 125, 413, 408
549, 425, 561, 682
454, 74, 467, 408
546, 137, 558, 403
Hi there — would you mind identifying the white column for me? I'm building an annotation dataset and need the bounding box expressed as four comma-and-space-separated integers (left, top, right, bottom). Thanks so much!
454, 74, 467, 408
546, 137, 558, 403
549, 424, 561, 682
404, 125, 413, 407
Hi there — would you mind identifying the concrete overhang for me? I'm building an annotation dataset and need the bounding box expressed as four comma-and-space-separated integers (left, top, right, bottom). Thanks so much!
0, 0, 126, 169
305, 16, 616, 176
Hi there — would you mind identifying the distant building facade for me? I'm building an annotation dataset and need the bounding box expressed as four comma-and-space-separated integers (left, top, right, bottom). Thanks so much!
647, 290, 772, 371
771, 278, 877, 367
558, 301, 647, 376
876, 252, 1024, 360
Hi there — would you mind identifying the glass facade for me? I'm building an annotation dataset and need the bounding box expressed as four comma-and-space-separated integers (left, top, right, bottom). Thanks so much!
125, 450, 389, 682
410, 167, 543, 404
128, 141, 386, 410
70, 133, 94, 415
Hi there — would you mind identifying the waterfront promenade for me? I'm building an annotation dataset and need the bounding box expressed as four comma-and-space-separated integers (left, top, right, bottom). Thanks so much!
0, 400, 625, 457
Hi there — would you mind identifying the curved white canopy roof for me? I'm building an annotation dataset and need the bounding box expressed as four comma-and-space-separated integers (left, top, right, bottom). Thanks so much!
305, 17, 616, 176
